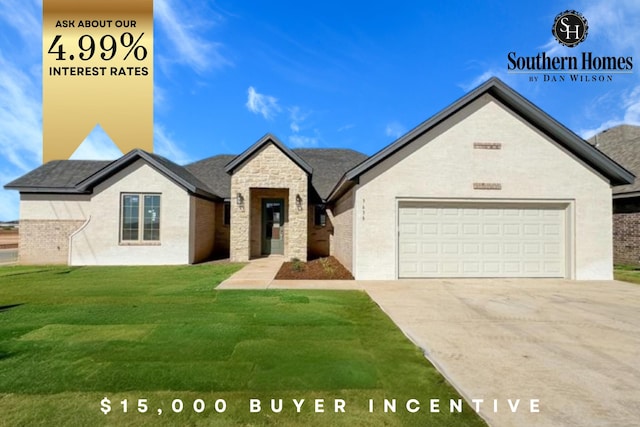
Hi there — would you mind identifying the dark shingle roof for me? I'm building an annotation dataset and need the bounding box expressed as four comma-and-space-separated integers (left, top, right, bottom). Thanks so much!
5, 145, 368, 201
184, 149, 367, 200
294, 148, 368, 199
5, 160, 111, 192
5, 150, 219, 200
590, 125, 640, 196
184, 155, 236, 199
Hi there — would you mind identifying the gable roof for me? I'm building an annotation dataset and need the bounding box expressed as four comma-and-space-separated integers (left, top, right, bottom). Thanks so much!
295, 148, 368, 200
224, 133, 313, 175
589, 125, 640, 197
184, 149, 367, 200
184, 154, 236, 199
328, 77, 634, 201
4, 160, 111, 193
6, 149, 219, 200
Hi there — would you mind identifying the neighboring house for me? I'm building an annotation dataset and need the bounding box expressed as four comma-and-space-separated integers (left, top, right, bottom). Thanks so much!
590, 125, 640, 266
5, 78, 634, 279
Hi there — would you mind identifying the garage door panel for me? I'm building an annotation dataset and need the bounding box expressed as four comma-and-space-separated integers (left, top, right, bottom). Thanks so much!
399, 204, 567, 278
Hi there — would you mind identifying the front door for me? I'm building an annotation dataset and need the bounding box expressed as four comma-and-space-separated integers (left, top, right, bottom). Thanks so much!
262, 199, 284, 255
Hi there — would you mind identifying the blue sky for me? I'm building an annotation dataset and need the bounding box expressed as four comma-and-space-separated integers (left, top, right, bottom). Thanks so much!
1, 0, 639, 220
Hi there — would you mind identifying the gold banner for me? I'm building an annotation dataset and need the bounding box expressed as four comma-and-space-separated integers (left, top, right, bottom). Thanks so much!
43, 0, 153, 162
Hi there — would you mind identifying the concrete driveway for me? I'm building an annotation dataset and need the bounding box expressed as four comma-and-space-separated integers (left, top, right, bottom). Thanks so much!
364, 279, 640, 427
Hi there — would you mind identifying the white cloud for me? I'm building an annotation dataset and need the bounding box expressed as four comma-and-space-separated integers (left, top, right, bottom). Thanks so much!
155, 0, 230, 73
385, 121, 406, 139
579, 84, 640, 139
0, 0, 40, 44
154, 124, 192, 164
289, 134, 319, 148
246, 86, 281, 120
289, 106, 310, 133
338, 124, 355, 132
0, 170, 20, 221
580, 0, 640, 56
0, 53, 41, 171
69, 125, 122, 160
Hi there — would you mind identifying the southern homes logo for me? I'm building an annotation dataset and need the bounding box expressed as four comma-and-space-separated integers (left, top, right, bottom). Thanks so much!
507, 10, 633, 83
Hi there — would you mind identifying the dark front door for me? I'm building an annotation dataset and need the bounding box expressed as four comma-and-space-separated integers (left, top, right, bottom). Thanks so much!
262, 199, 284, 255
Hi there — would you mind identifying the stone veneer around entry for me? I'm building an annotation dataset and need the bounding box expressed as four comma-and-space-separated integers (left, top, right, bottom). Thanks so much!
229, 143, 308, 262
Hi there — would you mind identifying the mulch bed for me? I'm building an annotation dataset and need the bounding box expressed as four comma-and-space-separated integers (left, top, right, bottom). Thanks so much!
275, 256, 354, 280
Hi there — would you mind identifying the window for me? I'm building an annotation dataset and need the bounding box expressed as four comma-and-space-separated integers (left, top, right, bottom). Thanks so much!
223, 202, 231, 226
121, 194, 161, 242
314, 204, 327, 227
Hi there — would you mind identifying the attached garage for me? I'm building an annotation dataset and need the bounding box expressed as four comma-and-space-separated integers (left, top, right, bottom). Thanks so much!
398, 202, 569, 278
326, 78, 634, 280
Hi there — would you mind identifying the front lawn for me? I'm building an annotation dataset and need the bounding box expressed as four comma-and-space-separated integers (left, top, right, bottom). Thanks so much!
0, 264, 485, 426
614, 265, 640, 285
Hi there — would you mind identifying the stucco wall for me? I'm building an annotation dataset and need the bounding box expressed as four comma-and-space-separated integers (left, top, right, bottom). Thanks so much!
229, 143, 308, 261
328, 188, 355, 273
70, 160, 192, 265
354, 95, 613, 280
190, 196, 216, 263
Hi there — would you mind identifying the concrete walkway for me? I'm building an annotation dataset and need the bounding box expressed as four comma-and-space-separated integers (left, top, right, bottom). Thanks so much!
218, 256, 365, 290
218, 256, 285, 289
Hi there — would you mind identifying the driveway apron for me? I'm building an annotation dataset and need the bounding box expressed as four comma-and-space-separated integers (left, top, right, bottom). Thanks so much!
363, 279, 640, 427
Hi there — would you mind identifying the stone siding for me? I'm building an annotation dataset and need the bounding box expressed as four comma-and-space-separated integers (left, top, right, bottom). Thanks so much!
230, 143, 308, 262
613, 212, 640, 266
19, 219, 85, 264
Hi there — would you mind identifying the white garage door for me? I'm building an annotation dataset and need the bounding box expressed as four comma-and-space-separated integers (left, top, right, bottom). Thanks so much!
398, 203, 567, 278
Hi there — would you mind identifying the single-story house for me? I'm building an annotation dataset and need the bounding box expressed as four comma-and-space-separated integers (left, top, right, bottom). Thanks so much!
5, 78, 634, 279
590, 125, 640, 266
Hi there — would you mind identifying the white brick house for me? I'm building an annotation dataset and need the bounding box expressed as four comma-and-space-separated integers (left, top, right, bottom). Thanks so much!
5, 78, 634, 279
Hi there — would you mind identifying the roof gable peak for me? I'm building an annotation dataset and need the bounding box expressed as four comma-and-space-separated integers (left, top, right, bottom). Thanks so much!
224, 133, 313, 174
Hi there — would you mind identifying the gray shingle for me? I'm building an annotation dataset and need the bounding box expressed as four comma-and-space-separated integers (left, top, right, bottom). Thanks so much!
184, 149, 367, 200
294, 148, 368, 200
184, 155, 236, 199
589, 125, 640, 195
6, 147, 368, 201
5, 160, 111, 191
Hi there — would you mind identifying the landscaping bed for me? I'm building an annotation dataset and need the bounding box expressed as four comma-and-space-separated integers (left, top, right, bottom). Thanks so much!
275, 256, 354, 280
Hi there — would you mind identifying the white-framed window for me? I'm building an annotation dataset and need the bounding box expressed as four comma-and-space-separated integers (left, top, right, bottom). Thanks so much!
121, 193, 161, 242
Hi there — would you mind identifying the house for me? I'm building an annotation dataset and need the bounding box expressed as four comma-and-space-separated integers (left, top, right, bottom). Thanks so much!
589, 125, 640, 266
5, 78, 634, 279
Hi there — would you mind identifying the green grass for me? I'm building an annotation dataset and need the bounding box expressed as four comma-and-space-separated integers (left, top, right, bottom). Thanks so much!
614, 265, 640, 285
0, 264, 485, 426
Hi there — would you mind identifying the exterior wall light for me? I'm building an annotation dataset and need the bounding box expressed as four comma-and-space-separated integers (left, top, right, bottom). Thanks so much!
295, 194, 303, 209
236, 192, 244, 206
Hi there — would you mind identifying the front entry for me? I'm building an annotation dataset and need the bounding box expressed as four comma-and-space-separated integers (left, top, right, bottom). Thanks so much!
262, 199, 284, 255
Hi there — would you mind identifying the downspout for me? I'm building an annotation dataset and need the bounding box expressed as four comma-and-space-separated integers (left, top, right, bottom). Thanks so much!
68, 215, 91, 265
